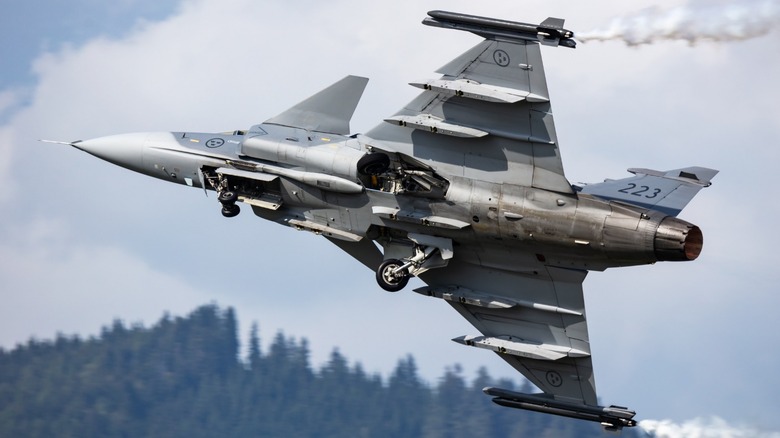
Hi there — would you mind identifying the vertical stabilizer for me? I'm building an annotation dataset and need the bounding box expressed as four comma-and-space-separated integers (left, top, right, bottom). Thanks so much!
579, 167, 718, 216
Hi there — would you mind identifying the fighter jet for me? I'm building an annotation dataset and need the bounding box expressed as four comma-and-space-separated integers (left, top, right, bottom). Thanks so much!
45, 11, 717, 430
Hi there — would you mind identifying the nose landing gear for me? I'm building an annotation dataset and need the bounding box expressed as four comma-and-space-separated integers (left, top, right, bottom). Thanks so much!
202, 168, 243, 218
218, 190, 238, 204
221, 203, 240, 217
218, 190, 240, 218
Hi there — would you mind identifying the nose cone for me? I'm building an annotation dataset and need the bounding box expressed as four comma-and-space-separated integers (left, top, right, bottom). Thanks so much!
73, 132, 148, 172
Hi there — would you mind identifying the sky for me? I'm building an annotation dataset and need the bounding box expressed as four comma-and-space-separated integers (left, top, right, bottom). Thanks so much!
1, 0, 779, 436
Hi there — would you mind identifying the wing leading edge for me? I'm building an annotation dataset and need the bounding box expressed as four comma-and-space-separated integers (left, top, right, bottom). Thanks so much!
415, 260, 597, 405
366, 13, 573, 193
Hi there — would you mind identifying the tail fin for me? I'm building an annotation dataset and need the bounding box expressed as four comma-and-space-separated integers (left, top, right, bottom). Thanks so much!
578, 166, 718, 216
264, 75, 368, 136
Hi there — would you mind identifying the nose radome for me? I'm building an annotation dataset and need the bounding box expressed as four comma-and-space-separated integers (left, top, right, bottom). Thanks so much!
73, 132, 149, 171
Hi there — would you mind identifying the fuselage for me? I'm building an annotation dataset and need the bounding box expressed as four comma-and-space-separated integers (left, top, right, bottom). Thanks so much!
72, 126, 702, 275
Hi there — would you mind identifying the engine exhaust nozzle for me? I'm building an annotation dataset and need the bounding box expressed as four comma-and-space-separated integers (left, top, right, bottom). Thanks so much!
654, 217, 703, 262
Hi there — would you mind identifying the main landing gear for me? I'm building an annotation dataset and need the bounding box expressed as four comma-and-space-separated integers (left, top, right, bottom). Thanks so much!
218, 190, 240, 218
375, 244, 442, 292
376, 259, 410, 292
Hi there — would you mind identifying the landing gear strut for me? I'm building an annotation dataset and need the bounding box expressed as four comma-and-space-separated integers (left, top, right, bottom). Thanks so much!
202, 168, 242, 218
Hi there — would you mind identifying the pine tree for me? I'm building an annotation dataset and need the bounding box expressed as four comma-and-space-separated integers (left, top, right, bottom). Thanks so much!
248, 322, 261, 371
0, 303, 642, 438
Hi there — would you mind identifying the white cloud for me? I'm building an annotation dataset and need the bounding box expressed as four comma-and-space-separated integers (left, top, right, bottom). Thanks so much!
0, 126, 17, 202
640, 416, 780, 438
0, 89, 23, 116
0, 216, 213, 348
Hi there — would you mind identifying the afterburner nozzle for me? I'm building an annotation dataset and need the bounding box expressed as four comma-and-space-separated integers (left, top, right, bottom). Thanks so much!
654, 217, 703, 261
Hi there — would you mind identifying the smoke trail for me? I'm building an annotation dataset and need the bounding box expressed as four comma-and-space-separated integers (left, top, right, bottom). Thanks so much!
639, 416, 780, 438
577, 1, 780, 45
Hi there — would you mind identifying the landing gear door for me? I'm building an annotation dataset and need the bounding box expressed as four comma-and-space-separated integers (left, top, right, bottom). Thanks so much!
408, 233, 453, 260
408, 233, 452, 274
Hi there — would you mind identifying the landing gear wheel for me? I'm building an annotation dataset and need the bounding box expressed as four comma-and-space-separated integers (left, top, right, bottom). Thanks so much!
221, 204, 240, 218
376, 259, 410, 292
218, 190, 238, 204
357, 153, 390, 176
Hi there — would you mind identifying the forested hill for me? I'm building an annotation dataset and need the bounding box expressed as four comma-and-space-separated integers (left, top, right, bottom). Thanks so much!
0, 304, 633, 437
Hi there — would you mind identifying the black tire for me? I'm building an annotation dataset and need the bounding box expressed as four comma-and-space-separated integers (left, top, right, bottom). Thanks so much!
221, 204, 240, 218
376, 259, 409, 292
218, 190, 238, 204
357, 153, 390, 176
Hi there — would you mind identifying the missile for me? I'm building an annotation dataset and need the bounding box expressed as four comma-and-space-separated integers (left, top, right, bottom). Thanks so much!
483, 387, 637, 430
252, 162, 364, 194
424, 10, 576, 48
216, 160, 361, 195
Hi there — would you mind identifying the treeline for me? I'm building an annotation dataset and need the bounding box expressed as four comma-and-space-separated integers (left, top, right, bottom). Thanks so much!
0, 304, 631, 437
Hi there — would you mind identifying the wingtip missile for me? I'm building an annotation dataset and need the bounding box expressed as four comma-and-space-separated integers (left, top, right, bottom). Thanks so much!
424, 10, 576, 48
483, 387, 637, 430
